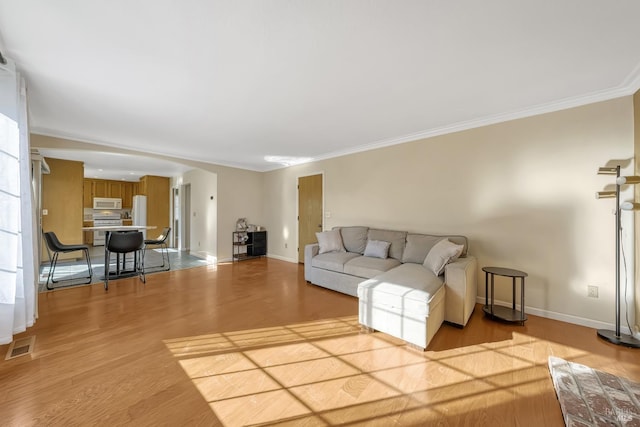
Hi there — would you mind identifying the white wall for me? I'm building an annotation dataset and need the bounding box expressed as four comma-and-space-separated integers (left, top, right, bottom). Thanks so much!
197, 164, 264, 262
263, 97, 636, 328
174, 169, 218, 261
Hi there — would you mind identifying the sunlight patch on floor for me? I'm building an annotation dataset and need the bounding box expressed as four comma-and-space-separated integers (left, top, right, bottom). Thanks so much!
165, 319, 589, 426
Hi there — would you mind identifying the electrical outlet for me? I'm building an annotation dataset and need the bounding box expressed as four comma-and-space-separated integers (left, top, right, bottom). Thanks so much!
588, 285, 599, 298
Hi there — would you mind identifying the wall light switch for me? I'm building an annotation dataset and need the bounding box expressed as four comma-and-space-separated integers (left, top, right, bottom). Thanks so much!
42, 209, 48, 215
325, 211, 331, 218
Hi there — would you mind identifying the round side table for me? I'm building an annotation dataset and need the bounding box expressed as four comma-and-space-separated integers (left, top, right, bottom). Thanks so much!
482, 266, 528, 325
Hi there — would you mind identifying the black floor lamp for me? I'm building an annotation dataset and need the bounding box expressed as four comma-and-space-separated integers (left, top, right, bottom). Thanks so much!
596, 165, 640, 348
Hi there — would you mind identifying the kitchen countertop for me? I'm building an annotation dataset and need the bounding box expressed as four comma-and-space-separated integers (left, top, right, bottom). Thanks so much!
82, 225, 156, 231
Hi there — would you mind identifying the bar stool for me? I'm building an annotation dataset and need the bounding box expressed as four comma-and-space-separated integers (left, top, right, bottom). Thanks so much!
104, 231, 145, 290
144, 226, 171, 272
43, 231, 93, 290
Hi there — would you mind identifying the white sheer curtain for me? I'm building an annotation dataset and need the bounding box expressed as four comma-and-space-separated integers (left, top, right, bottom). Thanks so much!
0, 59, 37, 344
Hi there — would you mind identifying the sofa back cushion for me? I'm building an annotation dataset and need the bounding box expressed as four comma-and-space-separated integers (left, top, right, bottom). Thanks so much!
335, 226, 369, 254
402, 233, 468, 264
368, 229, 407, 261
316, 230, 345, 254
402, 234, 443, 264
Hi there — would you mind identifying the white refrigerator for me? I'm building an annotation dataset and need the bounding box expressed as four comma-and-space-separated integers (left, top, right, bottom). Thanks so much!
132, 195, 147, 238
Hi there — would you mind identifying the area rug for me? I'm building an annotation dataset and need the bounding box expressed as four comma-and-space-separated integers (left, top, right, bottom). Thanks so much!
548, 356, 640, 426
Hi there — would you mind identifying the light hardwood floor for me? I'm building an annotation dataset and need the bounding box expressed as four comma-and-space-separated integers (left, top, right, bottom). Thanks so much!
1, 258, 639, 426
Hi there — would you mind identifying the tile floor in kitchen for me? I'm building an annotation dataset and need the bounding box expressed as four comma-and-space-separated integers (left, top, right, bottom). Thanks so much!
38, 245, 212, 292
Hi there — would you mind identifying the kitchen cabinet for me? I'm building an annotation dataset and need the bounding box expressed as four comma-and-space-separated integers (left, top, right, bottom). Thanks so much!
122, 182, 134, 208
108, 181, 122, 199
138, 175, 170, 233
137, 177, 148, 196
42, 158, 84, 261
93, 180, 108, 198
83, 178, 136, 208
83, 180, 93, 208
83, 221, 93, 245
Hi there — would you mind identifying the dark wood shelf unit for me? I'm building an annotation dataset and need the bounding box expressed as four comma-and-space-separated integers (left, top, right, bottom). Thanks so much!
233, 231, 267, 262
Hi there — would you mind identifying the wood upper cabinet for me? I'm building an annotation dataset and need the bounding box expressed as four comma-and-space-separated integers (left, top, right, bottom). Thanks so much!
108, 181, 122, 199
137, 177, 148, 196
83, 178, 136, 208
139, 175, 170, 232
93, 179, 109, 198
83, 179, 93, 208
122, 182, 134, 208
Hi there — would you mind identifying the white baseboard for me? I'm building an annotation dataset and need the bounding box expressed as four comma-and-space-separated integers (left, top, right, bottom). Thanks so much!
189, 251, 218, 264
475, 296, 636, 336
217, 254, 298, 264
267, 253, 299, 264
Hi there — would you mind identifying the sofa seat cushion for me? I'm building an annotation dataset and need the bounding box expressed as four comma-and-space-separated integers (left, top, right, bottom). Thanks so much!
311, 252, 361, 273
343, 256, 401, 279
357, 264, 444, 317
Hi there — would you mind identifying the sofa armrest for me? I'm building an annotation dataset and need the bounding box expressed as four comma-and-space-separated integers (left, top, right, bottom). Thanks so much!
304, 243, 320, 281
444, 255, 478, 326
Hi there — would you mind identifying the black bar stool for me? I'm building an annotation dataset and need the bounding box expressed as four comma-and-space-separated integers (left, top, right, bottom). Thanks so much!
43, 231, 93, 289
144, 227, 171, 272
104, 231, 145, 290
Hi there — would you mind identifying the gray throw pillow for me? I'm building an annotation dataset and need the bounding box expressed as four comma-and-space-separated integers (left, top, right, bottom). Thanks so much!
368, 229, 407, 261
363, 240, 391, 259
316, 230, 346, 254
423, 238, 464, 276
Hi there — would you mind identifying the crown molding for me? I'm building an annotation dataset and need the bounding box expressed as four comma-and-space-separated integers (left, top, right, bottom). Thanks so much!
621, 61, 640, 95
309, 83, 639, 166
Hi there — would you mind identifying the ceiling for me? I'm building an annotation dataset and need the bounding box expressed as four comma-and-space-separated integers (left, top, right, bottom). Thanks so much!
2, 1, 640, 172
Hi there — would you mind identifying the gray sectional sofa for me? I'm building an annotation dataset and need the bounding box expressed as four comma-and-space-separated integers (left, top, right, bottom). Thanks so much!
304, 226, 477, 349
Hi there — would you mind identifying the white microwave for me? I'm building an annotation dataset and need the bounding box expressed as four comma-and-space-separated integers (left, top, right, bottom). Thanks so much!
93, 197, 122, 209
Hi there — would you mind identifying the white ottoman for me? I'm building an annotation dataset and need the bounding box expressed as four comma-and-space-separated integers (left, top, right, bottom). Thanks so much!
357, 263, 446, 350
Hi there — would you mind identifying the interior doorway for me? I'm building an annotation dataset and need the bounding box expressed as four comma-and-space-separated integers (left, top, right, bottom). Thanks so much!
298, 173, 323, 263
